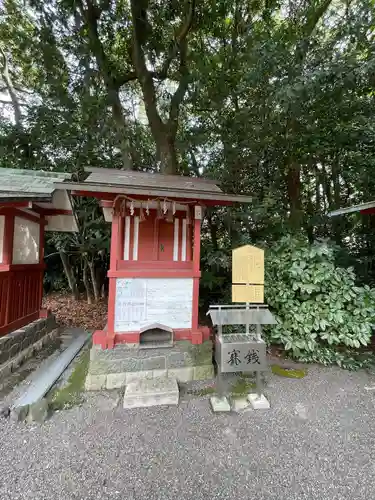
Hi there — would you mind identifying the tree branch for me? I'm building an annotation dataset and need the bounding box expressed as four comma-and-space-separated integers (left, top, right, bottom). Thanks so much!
76, 0, 133, 169
0, 99, 27, 106
0, 47, 22, 126
157, 0, 195, 79
168, 39, 189, 134
115, 71, 138, 86
130, 0, 164, 133
293, 0, 333, 72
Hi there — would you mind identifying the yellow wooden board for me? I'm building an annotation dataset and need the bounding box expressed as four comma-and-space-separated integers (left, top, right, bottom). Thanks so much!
232, 245, 264, 285
232, 284, 264, 303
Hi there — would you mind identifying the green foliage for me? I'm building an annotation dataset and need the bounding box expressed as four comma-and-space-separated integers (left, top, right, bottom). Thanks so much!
49, 349, 90, 411
264, 236, 375, 368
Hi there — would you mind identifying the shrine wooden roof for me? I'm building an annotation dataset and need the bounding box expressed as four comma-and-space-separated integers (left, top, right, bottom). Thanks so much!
0, 168, 78, 232
54, 167, 252, 205
0, 168, 70, 202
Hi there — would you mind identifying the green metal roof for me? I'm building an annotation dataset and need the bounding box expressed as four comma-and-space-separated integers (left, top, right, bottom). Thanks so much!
0, 168, 71, 201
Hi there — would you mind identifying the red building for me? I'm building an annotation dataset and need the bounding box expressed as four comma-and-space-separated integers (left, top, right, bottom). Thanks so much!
57, 168, 251, 349
0, 168, 77, 336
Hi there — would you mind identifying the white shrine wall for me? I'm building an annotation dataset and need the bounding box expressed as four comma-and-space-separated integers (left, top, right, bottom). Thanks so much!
12, 216, 40, 264
114, 278, 193, 332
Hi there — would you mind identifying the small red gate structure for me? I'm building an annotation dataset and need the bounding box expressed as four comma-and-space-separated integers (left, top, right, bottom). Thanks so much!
0, 168, 77, 336
57, 168, 251, 349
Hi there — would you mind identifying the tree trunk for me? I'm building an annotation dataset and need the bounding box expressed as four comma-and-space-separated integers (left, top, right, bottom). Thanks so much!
315, 165, 321, 213
283, 0, 334, 232
95, 265, 107, 299
130, 0, 194, 175
88, 259, 100, 302
0, 48, 22, 127
157, 133, 178, 175
287, 163, 302, 230
78, 0, 133, 170
207, 210, 218, 251
304, 196, 315, 243
108, 87, 133, 170
82, 259, 93, 304
332, 159, 343, 245
59, 251, 79, 300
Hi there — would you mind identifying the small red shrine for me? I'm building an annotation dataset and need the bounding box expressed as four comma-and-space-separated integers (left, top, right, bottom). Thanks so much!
57, 168, 251, 349
0, 168, 77, 336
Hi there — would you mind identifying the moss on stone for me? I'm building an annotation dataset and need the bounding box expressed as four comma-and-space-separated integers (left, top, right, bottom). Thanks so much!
193, 364, 214, 380
187, 386, 216, 397
230, 377, 256, 396
187, 342, 213, 366
49, 350, 90, 411
271, 364, 307, 378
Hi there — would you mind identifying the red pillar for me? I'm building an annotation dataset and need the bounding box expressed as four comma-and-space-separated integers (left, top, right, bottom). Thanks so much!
191, 207, 202, 343
38, 217, 48, 319
106, 214, 122, 349
2, 213, 14, 265
2, 214, 14, 327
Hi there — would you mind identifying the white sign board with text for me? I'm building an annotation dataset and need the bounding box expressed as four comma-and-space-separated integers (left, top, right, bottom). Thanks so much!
114, 278, 193, 332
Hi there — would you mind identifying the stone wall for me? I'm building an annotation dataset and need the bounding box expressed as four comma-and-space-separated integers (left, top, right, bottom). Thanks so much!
0, 316, 58, 379
86, 340, 215, 390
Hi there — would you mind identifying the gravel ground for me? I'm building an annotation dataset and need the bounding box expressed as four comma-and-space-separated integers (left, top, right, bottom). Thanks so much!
1, 365, 375, 500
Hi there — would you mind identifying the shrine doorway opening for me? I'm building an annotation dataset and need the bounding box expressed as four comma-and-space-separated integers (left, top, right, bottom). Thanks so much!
139, 323, 173, 348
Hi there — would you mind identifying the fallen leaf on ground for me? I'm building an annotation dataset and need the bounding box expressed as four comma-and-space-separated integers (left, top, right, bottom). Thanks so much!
42, 293, 107, 330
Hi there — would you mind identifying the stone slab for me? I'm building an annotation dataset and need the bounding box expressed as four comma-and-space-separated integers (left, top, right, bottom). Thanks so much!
210, 396, 231, 412
141, 356, 166, 371
85, 374, 107, 391
167, 352, 188, 368
13, 330, 90, 408
231, 397, 251, 412
193, 365, 214, 380
126, 370, 153, 383
106, 373, 126, 390
248, 393, 270, 409
168, 367, 193, 382
0, 316, 60, 382
0, 329, 60, 381
10, 404, 29, 422
27, 398, 49, 423
123, 377, 179, 409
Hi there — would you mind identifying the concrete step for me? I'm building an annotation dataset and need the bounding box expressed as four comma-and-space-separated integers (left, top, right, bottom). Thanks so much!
123, 376, 179, 409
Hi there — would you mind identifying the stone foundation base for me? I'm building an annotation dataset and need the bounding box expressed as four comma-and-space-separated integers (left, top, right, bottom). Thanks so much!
85, 340, 215, 391
0, 316, 59, 380
123, 377, 179, 409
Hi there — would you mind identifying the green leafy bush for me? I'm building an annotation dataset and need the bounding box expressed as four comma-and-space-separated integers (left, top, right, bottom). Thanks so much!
264, 236, 375, 369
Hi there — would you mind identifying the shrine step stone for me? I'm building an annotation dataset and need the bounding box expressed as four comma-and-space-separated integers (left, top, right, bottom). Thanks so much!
123, 376, 179, 409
